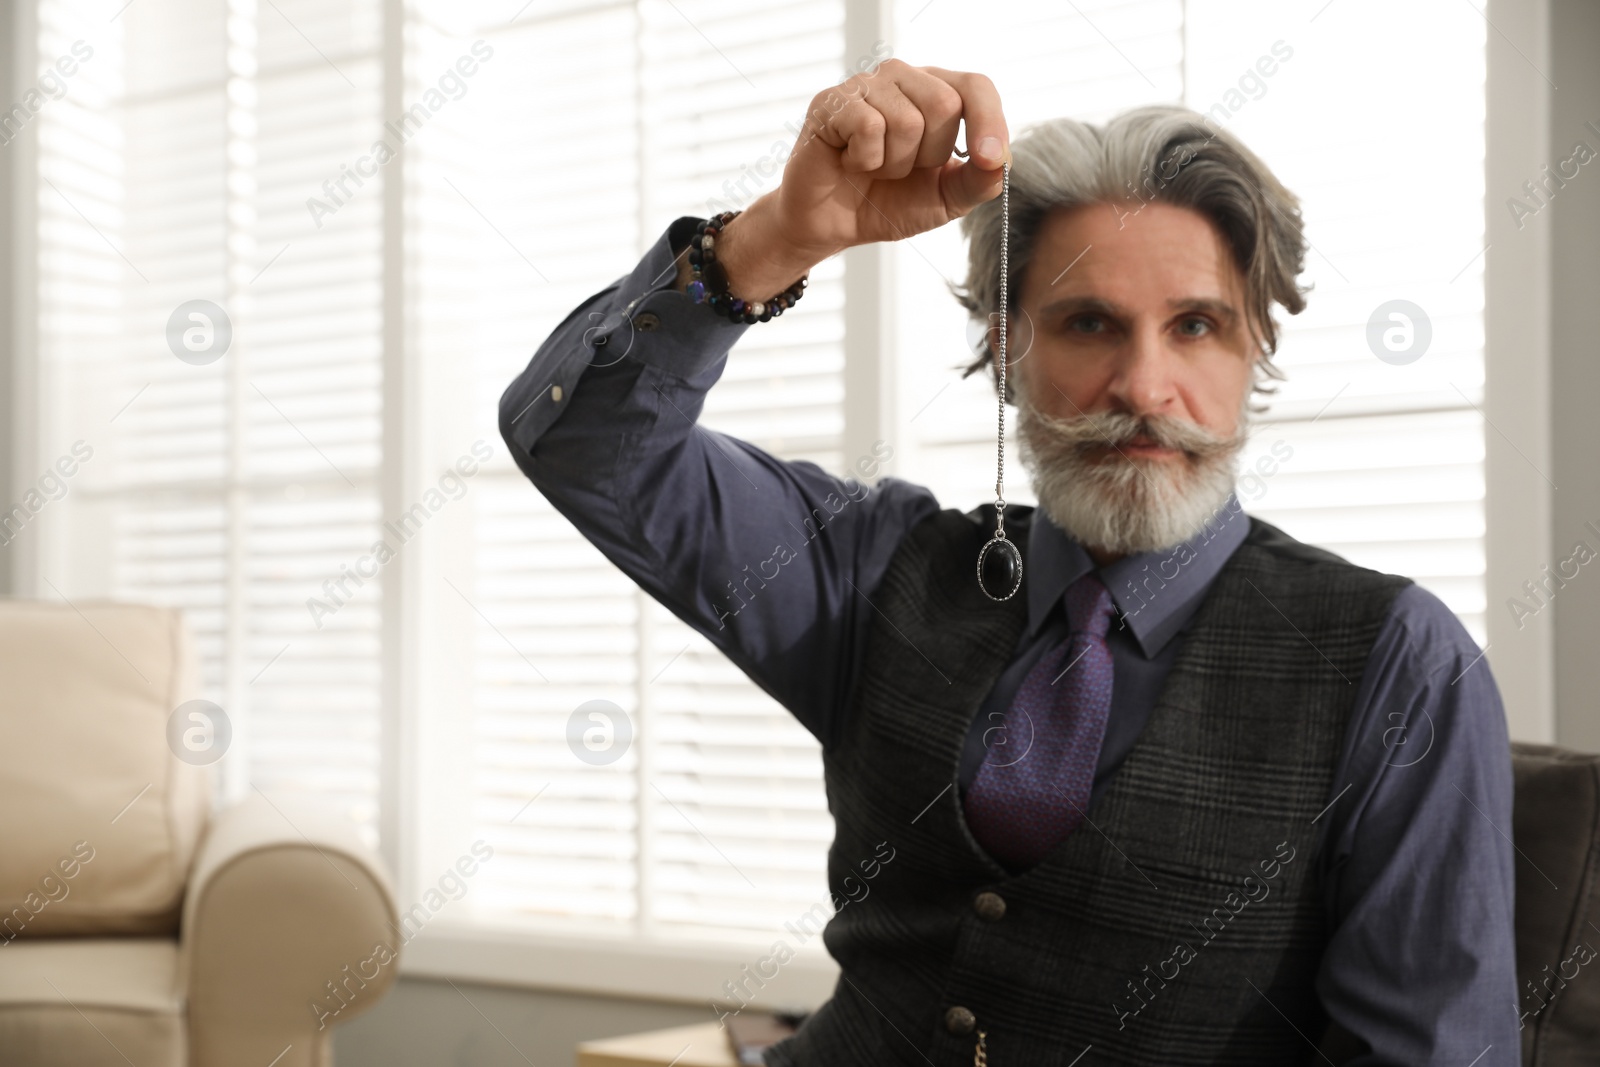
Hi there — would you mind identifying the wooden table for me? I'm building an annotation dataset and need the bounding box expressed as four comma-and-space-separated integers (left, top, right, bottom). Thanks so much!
577, 1021, 738, 1067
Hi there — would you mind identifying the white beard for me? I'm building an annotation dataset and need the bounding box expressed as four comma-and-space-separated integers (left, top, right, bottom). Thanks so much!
1015, 396, 1249, 556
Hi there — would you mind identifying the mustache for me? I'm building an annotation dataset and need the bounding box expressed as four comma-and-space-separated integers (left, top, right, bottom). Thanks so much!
1020, 407, 1243, 460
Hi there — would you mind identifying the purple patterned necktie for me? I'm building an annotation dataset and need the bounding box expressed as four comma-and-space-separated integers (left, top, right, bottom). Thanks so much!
964, 572, 1117, 870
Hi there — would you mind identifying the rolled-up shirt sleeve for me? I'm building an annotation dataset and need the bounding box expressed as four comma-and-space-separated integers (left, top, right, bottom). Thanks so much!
1314, 583, 1521, 1065
499, 216, 939, 748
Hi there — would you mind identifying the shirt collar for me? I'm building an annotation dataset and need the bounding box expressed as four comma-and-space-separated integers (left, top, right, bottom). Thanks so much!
1024, 494, 1252, 658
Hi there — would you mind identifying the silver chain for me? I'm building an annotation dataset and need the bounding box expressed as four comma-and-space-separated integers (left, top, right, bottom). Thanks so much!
993, 159, 1010, 535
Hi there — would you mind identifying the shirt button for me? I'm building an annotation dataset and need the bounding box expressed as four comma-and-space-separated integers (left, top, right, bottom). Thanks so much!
633, 311, 661, 332
972, 890, 1006, 922
944, 1006, 976, 1036
551, 385, 563, 402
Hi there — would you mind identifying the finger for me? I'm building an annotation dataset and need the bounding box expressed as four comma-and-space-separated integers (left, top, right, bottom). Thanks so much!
858, 80, 925, 180
825, 95, 888, 172
889, 65, 965, 170
938, 154, 1007, 220
924, 66, 1009, 168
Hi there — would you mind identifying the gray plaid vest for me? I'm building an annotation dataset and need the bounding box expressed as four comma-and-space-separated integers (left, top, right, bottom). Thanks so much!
765, 503, 1411, 1067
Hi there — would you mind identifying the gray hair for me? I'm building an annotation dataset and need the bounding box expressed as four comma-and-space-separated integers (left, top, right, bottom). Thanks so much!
950, 105, 1309, 400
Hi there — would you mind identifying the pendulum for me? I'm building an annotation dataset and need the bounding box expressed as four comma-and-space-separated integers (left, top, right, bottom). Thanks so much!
974, 156, 1022, 601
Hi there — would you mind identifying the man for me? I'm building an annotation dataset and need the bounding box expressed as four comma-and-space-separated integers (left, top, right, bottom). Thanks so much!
501, 60, 1518, 1065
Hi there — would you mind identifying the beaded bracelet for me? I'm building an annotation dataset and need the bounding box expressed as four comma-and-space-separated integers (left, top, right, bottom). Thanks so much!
686, 210, 808, 324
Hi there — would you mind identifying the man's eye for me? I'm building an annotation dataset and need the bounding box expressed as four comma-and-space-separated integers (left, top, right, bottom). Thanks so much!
1177, 317, 1211, 336
1069, 316, 1105, 334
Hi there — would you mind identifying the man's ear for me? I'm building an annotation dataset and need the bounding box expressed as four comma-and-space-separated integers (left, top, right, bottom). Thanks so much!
985, 316, 1024, 407
985, 308, 1032, 368
983, 313, 1012, 365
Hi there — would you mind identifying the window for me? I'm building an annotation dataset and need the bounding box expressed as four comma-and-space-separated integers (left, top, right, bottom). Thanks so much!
32, 0, 385, 824
21, 0, 1485, 984
452, 0, 849, 941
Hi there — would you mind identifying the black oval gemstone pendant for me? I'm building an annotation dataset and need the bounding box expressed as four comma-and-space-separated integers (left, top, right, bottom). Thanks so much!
977, 535, 1023, 601
978, 160, 1021, 607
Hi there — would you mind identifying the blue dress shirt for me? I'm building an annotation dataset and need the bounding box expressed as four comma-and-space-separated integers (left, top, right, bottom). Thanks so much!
500, 215, 1521, 1066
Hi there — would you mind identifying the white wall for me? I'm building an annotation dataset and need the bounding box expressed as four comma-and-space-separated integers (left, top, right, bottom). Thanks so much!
1548, 0, 1600, 750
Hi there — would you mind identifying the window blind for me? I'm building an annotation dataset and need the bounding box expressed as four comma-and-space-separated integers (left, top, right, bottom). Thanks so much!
1185, 0, 1489, 644
37, 0, 386, 836
436, 0, 847, 941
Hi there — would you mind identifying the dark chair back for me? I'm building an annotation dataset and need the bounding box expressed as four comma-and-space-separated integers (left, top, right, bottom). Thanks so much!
1512, 742, 1600, 1064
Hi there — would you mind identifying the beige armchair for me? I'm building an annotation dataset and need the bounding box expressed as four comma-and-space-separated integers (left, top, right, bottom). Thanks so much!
0, 600, 399, 1065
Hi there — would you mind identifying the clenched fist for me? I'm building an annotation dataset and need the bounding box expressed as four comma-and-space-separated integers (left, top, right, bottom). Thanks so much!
696, 59, 1011, 301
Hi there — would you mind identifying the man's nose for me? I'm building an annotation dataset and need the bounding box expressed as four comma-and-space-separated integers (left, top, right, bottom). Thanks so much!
1106, 325, 1177, 417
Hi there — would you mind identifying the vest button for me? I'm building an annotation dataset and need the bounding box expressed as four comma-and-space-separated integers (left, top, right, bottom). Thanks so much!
945, 1005, 976, 1035
972, 890, 1006, 921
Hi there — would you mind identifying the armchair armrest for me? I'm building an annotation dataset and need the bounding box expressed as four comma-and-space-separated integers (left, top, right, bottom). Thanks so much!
180, 792, 399, 1067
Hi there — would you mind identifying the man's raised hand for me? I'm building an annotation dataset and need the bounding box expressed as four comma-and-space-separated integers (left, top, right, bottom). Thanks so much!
712, 60, 1010, 301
